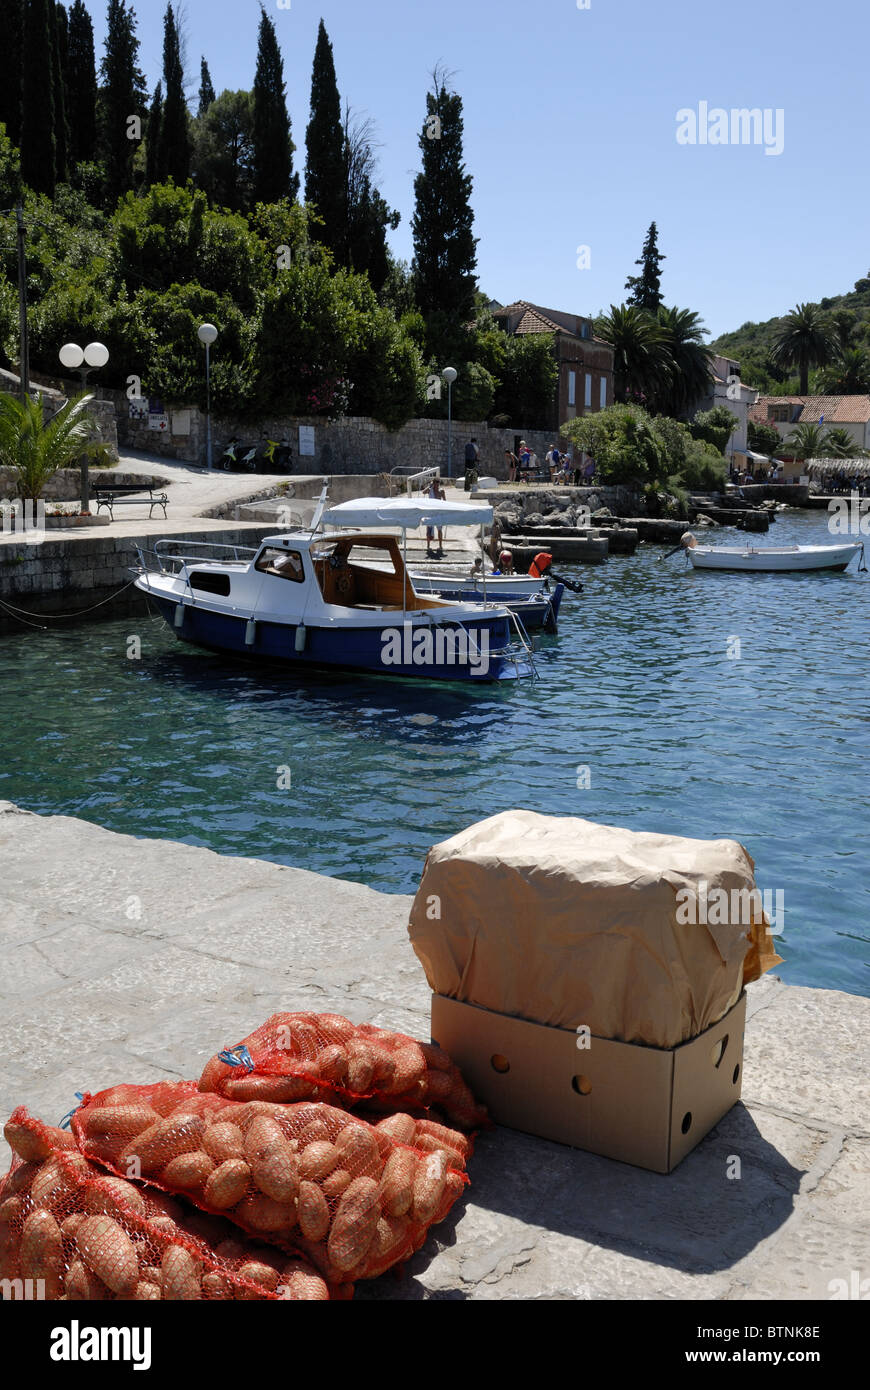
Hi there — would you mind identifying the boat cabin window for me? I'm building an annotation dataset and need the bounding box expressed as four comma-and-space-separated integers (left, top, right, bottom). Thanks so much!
255, 547, 305, 582
190, 570, 231, 596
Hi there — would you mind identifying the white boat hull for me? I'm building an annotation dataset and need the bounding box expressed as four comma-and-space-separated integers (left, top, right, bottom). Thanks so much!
687, 542, 862, 573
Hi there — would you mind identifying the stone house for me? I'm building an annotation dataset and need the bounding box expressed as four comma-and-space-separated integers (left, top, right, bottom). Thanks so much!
490, 301, 615, 441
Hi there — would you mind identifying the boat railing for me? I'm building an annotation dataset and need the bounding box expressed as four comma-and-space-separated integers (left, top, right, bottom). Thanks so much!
449, 610, 537, 681
140, 539, 260, 576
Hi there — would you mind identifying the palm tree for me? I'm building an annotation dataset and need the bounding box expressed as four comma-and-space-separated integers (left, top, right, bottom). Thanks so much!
817, 347, 870, 395
823, 427, 867, 459
782, 421, 828, 461
594, 304, 670, 405
0, 392, 97, 503
654, 305, 714, 417
771, 303, 836, 394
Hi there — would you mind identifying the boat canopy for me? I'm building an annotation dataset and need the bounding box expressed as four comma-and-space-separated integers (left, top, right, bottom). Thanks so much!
321, 496, 494, 529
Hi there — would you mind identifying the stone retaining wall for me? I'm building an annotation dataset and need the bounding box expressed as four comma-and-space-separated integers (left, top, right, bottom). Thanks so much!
103, 391, 558, 478
0, 468, 167, 503
0, 526, 275, 608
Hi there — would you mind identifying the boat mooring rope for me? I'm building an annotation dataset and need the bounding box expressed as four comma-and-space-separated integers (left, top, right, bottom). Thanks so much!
0, 577, 141, 629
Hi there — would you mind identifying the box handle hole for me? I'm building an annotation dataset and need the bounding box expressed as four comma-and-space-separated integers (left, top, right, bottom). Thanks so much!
572, 1075, 592, 1096
681, 1110, 693, 1134
490, 1053, 510, 1073
732, 1063, 740, 1085
711, 1035, 728, 1068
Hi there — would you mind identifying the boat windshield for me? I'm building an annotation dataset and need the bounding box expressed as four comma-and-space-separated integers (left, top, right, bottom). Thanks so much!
255, 547, 305, 582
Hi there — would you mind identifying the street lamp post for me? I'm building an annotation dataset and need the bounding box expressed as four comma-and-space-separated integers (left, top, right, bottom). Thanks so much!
442, 366, 458, 480
198, 323, 218, 471
59, 341, 109, 515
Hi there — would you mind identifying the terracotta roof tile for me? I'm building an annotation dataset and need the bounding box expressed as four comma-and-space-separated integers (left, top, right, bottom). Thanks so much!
749, 394, 870, 425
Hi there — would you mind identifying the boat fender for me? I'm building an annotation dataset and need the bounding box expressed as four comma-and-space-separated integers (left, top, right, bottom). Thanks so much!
528, 552, 553, 578
173, 602, 185, 628
295, 623, 307, 652
244, 618, 256, 646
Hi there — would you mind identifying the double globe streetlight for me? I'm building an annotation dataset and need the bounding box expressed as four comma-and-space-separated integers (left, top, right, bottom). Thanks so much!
59, 340, 109, 516
198, 323, 218, 471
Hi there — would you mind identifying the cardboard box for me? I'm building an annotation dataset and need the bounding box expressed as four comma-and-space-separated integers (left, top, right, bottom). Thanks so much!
431, 991, 746, 1174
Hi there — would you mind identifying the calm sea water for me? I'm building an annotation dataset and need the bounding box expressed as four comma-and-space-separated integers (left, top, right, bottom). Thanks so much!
1, 509, 867, 996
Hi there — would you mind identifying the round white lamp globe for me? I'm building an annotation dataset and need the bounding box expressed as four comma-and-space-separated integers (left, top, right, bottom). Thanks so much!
59, 343, 84, 370
442, 366, 458, 384
83, 342, 109, 369
198, 323, 218, 346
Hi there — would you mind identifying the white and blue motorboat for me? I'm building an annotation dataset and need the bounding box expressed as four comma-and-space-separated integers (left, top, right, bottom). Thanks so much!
134, 498, 535, 682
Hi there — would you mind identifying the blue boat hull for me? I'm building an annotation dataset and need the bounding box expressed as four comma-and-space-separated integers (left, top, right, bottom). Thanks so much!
149, 595, 530, 682
413, 582, 564, 631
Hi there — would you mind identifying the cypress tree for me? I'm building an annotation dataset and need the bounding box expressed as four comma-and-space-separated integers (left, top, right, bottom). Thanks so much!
304, 20, 346, 258
252, 6, 297, 204
198, 57, 215, 116
67, 0, 97, 165
53, 3, 71, 184
144, 82, 162, 186
0, 0, 24, 147
625, 221, 666, 312
99, 0, 146, 204
410, 72, 478, 332
156, 3, 189, 184
20, 0, 57, 195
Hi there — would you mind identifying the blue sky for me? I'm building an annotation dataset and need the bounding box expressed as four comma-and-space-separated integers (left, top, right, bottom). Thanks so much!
92, 0, 868, 341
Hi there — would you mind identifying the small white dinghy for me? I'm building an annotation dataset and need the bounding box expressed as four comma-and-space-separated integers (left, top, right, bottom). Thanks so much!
680, 533, 865, 573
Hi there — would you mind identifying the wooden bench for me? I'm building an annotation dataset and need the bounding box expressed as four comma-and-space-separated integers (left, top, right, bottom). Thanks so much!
93, 485, 169, 520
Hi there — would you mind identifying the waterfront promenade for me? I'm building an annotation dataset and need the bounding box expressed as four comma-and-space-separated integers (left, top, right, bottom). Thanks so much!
1, 799, 867, 1301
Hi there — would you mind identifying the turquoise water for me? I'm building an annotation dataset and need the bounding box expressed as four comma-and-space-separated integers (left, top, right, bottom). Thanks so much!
1, 509, 867, 996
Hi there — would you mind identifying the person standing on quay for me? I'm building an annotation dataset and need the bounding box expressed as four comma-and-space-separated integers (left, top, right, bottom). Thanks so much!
464, 437, 479, 491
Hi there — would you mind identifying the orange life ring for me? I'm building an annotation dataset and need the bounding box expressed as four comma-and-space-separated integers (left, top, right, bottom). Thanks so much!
528, 552, 553, 578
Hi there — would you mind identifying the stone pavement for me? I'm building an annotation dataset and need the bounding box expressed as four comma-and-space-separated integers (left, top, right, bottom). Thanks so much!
1, 799, 867, 1300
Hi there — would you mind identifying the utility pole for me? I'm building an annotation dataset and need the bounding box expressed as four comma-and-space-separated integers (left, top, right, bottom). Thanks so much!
16, 204, 30, 404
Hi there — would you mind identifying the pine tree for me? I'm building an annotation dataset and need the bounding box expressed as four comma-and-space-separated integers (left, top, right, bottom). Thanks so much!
67, 0, 97, 165
156, 3, 189, 184
198, 57, 215, 116
20, 0, 57, 194
304, 20, 346, 259
252, 6, 297, 205
0, 0, 24, 147
99, 0, 146, 203
53, 3, 71, 184
144, 82, 162, 186
411, 71, 478, 338
625, 221, 666, 312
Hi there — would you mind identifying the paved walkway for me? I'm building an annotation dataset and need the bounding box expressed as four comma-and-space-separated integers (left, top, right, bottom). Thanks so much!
1, 800, 867, 1300
1, 451, 484, 565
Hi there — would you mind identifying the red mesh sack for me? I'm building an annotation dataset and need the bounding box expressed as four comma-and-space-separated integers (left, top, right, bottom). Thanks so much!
70, 1082, 469, 1284
1, 1109, 341, 1299
197, 1012, 487, 1129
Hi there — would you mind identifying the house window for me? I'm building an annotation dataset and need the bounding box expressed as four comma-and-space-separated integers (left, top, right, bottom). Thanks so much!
599, 377, 607, 409
580, 321, 591, 339
584, 374, 592, 409
769, 405, 789, 423
568, 370, 576, 407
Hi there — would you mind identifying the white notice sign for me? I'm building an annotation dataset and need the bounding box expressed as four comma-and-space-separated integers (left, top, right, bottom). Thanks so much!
299, 425, 315, 457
